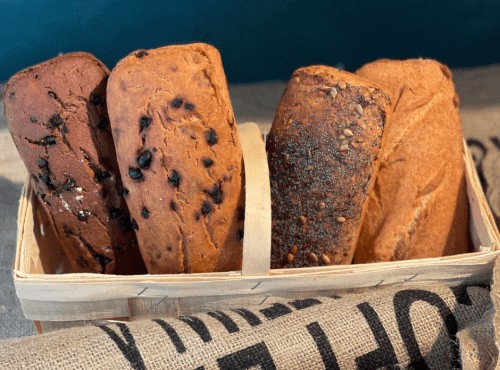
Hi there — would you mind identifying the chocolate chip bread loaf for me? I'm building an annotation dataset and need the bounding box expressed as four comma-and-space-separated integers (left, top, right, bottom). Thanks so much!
267, 66, 390, 268
354, 59, 470, 263
107, 43, 245, 274
3, 52, 146, 274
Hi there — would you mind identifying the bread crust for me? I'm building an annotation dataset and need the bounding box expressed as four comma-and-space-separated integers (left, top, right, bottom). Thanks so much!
3, 52, 146, 274
107, 43, 245, 274
267, 66, 390, 268
354, 59, 470, 263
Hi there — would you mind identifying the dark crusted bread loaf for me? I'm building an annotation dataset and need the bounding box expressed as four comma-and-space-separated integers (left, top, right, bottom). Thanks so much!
3, 52, 146, 274
354, 59, 470, 262
267, 66, 390, 268
106, 43, 245, 274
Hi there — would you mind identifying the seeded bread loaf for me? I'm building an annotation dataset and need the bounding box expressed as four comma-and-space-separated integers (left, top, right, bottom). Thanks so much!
354, 59, 470, 263
267, 66, 390, 268
106, 43, 245, 274
3, 52, 146, 274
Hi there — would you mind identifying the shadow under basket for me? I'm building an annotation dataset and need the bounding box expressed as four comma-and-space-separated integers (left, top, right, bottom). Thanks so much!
12, 122, 500, 334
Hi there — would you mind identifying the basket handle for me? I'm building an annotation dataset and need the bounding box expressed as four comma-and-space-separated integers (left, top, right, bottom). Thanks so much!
238, 122, 272, 276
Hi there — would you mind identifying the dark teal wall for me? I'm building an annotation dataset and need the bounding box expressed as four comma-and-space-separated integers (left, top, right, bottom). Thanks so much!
1, 0, 499, 83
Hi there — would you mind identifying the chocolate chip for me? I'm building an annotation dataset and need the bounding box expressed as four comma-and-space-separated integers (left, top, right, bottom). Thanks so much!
47, 114, 63, 130
94, 254, 111, 272
63, 226, 72, 235
9, 91, 15, 100
136, 150, 152, 169
46, 136, 57, 146
31, 136, 57, 146
236, 230, 244, 240
195, 213, 200, 220
171, 98, 183, 109
48, 91, 58, 99
168, 170, 181, 187
94, 170, 111, 183
170, 201, 176, 211
128, 167, 144, 181
184, 103, 195, 110
78, 210, 90, 221
139, 115, 151, 132
131, 219, 139, 230
208, 185, 223, 204
109, 208, 124, 220
40, 173, 53, 188
205, 128, 218, 145
202, 157, 213, 167
62, 125, 69, 133
201, 201, 212, 215
135, 50, 148, 58
90, 94, 101, 106
120, 187, 129, 196
97, 117, 110, 130
38, 158, 48, 169
77, 256, 89, 268
63, 178, 76, 192
141, 206, 150, 218
118, 216, 133, 233
30, 117, 38, 123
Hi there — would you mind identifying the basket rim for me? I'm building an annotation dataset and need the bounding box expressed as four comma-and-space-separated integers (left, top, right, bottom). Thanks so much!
13, 249, 500, 283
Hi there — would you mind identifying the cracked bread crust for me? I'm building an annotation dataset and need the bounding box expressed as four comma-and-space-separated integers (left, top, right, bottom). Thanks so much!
354, 59, 470, 262
267, 66, 390, 268
107, 43, 245, 274
3, 52, 147, 274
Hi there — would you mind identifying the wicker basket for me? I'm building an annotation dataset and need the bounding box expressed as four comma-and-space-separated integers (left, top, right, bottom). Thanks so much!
12, 122, 500, 333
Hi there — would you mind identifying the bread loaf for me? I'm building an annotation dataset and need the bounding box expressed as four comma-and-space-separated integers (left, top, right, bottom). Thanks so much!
354, 59, 470, 263
106, 43, 245, 274
266, 66, 390, 268
3, 52, 146, 274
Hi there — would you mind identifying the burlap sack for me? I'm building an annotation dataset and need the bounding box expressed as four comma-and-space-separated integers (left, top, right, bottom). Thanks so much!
458, 308, 497, 370
0, 283, 492, 370
492, 248, 500, 370
454, 242, 500, 370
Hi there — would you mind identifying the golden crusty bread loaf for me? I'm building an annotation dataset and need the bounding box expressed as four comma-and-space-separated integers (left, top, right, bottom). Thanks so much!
267, 65, 391, 268
107, 43, 245, 274
354, 58, 470, 263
